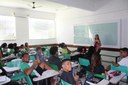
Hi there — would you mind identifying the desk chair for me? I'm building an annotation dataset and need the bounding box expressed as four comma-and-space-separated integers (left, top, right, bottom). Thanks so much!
61, 79, 71, 85
6, 59, 21, 67
20, 63, 33, 85
79, 58, 90, 67
48, 63, 59, 71
110, 64, 128, 83
63, 54, 71, 59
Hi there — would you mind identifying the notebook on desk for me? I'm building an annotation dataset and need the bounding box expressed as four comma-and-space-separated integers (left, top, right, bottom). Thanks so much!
0, 76, 6, 82
88, 77, 103, 84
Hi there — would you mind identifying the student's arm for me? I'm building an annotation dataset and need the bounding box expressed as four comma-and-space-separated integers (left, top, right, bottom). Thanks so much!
44, 62, 53, 70
112, 61, 120, 67
74, 74, 80, 85
39, 62, 53, 70
24, 60, 39, 75
74, 75, 79, 81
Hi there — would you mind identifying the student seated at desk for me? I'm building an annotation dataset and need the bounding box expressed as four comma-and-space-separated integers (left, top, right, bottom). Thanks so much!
59, 42, 71, 54
84, 46, 95, 64
20, 53, 53, 85
35, 47, 45, 62
25, 42, 29, 52
7, 43, 15, 55
48, 46, 62, 70
107, 47, 128, 70
19, 44, 27, 54
87, 53, 105, 74
61, 59, 80, 85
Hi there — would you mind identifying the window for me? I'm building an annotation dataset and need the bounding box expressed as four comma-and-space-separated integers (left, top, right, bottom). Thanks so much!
0, 15, 16, 40
29, 18, 56, 39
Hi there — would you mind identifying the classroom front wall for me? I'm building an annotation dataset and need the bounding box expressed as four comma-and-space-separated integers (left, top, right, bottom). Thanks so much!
56, 0, 128, 48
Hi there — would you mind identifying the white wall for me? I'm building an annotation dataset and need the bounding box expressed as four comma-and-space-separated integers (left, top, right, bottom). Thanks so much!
56, 0, 128, 48
0, 6, 57, 45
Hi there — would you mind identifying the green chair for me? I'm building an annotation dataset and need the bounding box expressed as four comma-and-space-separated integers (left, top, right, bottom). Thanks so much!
25, 75, 33, 85
6, 61, 13, 67
61, 79, 71, 85
86, 71, 106, 79
110, 64, 128, 82
79, 58, 90, 67
11, 59, 22, 67
11, 72, 26, 80
110, 64, 128, 75
6, 59, 22, 67
11, 72, 33, 85
20, 62, 33, 85
94, 74, 106, 79
0, 61, 4, 68
63, 54, 71, 59
48, 63, 59, 71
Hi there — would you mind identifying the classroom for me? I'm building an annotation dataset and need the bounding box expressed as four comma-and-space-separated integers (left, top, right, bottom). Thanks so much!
0, 0, 128, 85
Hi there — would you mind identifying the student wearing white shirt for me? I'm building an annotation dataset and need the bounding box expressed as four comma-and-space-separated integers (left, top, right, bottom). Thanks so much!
107, 47, 128, 70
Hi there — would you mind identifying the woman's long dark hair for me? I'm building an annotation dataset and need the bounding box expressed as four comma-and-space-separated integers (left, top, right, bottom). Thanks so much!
91, 53, 101, 72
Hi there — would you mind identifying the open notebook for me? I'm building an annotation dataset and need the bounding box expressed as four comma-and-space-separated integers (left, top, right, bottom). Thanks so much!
0, 76, 6, 82
33, 70, 58, 77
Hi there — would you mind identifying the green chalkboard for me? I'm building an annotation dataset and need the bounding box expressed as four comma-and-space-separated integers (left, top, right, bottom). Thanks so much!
74, 22, 119, 46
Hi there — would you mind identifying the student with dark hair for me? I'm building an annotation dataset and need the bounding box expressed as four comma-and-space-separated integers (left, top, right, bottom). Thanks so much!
13, 43, 19, 56
59, 42, 71, 54
48, 46, 61, 70
61, 59, 80, 85
20, 44, 27, 54
84, 46, 95, 63
107, 47, 128, 70
87, 53, 105, 74
7, 43, 14, 55
25, 42, 29, 51
71, 46, 86, 62
1, 43, 7, 56
35, 47, 44, 62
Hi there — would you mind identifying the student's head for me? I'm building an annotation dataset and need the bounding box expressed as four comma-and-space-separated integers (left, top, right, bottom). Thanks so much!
77, 46, 86, 53
87, 46, 95, 56
50, 46, 58, 56
22, 53, 30, 63
59, 42, 66, 48
13, 43, 17, 48
25, 42, 28, 47
91, 53, 101, 66
8, 43, 14, 49
120, 48, 128, 58
20, 44, 24, 48
36, 47, 42, 53
1, 43, 7, 48
62, 59, 72, 72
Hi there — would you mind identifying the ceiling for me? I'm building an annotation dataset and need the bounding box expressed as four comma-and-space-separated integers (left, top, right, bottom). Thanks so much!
0, 0, 107, 13
0, 0, 70, 13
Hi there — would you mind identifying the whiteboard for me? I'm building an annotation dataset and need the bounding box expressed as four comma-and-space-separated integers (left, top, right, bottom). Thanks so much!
74, 22, 120, 48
